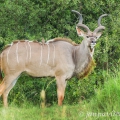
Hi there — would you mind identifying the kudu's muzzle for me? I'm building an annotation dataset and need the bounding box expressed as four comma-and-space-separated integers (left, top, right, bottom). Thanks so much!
90, 37, 96, 49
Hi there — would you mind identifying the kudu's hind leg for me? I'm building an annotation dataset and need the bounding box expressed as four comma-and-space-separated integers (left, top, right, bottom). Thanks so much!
56, 76, 67, 106
3, 77, 20, 107
0, 73, 21, 107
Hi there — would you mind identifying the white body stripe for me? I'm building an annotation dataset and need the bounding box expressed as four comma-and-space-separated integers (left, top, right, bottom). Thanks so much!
39, 44, 43, 66
7, 43, 13, 65
52, 43, 55, 66
28, 42, 31, 61
25, 41, 28, 62
46, 43, 50, 64
16, 42, 19, 63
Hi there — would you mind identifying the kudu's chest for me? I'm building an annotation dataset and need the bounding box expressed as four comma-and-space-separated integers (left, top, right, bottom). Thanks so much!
74, 56, 95, 79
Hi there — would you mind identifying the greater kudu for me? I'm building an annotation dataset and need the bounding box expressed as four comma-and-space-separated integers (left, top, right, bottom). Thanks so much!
0, 10, 107, 107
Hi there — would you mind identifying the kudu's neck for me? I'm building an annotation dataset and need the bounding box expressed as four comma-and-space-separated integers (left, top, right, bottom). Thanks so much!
75, 39, 94, 58
74, 39, 94, 74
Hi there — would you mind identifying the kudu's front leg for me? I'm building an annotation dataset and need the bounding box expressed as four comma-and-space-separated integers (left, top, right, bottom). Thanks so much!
56, 76, 67, 106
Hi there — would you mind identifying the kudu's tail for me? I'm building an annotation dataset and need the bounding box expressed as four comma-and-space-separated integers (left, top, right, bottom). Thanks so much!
0, 70, 2, 82
0, 63, 3, 97
0, 40, 5, 83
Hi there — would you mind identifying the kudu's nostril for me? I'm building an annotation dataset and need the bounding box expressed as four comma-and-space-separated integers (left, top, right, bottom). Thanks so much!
91, 40, 96, 44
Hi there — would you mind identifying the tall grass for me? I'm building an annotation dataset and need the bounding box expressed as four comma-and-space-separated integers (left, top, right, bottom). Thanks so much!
0, 72, 120, 120
79, 72, 120, 119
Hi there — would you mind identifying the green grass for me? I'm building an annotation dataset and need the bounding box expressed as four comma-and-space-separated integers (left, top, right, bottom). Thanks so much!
79, 72, 120, 120
0, 72, 120, 120
0, 104, 82, 120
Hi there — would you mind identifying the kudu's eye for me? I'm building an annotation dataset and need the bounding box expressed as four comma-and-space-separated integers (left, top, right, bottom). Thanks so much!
86, 36, 89, 38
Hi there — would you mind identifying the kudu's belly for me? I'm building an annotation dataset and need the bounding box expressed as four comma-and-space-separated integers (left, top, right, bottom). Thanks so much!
25, 64, 55, 77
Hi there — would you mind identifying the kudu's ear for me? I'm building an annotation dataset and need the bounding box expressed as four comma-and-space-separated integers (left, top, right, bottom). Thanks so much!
96, 32, 102, 40
76, 26, 84, 36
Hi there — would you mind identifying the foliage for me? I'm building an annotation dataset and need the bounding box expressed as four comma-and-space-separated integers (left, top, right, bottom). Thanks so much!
0, 0, 120, 105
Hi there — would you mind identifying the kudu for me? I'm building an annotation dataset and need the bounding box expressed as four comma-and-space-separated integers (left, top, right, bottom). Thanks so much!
0, 10, 107, 107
